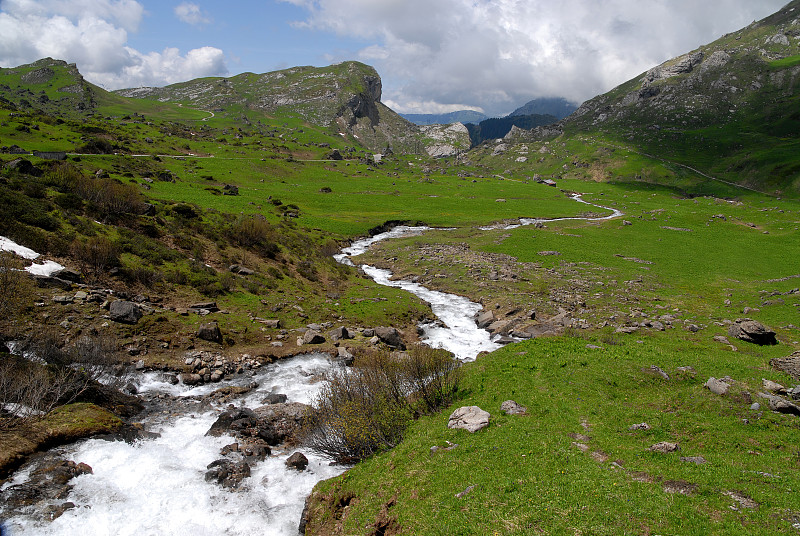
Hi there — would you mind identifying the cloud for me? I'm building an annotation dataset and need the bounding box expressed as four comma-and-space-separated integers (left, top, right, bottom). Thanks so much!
174, 2, 210, 26
0, 0, 227, 89
283, 0, 787, 115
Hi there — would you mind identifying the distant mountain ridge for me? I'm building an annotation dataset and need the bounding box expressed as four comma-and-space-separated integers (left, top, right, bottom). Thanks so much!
401, 110, 488, 126
508, 97, 577, 119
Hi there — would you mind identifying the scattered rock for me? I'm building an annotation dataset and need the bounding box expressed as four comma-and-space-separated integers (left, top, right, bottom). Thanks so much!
455, 484, 476, 498
770, 351, 800, 380
762, 379, 787, 394
328, 326, 350, 341
448, 406, 490, 433
475, 310, 495, 329
645, 365, 670, 380
649, 441, 680, 453
663, 480, 697, 495
500, 400, 527, 415
628, 422, 651, 431
728, 319, 777, 346
758, 393, 800, 416
229, 264, 254, 275
723, 490, 759, 510
197, 322, 223, 344
704, 377, 731, 396
374, 326, 404, 349
108, 300, 143, 324
262, 393, 288, 405
680, 456, 707, 465
204, 459, 250, 489
302, 330, 326, 345
286, 452, 309, 471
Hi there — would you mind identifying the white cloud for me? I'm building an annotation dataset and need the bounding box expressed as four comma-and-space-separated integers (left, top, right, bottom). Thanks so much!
283, 0, 787, 115
0, 0, 227, 89
174, 2, 210, 26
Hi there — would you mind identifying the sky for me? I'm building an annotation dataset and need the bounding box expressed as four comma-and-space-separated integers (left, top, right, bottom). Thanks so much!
0, 0, 790, 116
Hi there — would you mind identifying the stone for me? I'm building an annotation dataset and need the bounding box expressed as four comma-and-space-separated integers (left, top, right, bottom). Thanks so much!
53, 295, 73, 304
629, 422, 651, 431
704, 377, 730, 395
448, 406, 490, 433
758, 393, 800, 416
262, 393, 288, 405
500, 400, 527, 415
762, 379, 787, 394
728, 319, 777, 346
302, 330, 326, 345
52, 268, 82, 283
229, 264, 254, 275
374, 326, 404, 349
109, 300, 143, 324
285, 452, 309, 471
646, 365, 670, 380
475, 310, 495, 329
189, 301, 219, 313
197, 322, 223, 344
328, 326, 350, 341
770, 351, 800, 381
180, 373, 203, 386
680, 456, 707, 465
206, 407, 258, 437
649, 441, 680, 454
336, 346, 354, 365
204, 459, 250, 489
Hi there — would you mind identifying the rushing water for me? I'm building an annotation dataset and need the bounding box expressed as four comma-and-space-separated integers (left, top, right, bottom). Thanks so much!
1, 193, 621, 535
1, 354, 345, 536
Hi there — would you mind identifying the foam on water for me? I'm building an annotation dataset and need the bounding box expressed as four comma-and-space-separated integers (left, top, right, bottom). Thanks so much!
2, 354, 345, 536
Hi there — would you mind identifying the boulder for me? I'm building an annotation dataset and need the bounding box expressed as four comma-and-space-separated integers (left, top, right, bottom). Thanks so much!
286, 452, 309, 471
758, 393, 800, 416
5, 158, 41, 176
206, 407, 258, 437
728, 319, 777, 345
500, 400, 527, 415
204, 459, 250, 489
197, 322, 223, 344
328, 326, 351, 341
262, 393, 288, 405
302, 330, 326, 345
475, 310, 495, 329
770, 351, 800, 381
649, 441, 680, 454
109, 300, 143, 324
448, 406, 490, 433
51, 268, 82, 283
704, 377, 730, 396
253, 402, 310, 445
229, 264, 254, 275
374, 326, 404, 349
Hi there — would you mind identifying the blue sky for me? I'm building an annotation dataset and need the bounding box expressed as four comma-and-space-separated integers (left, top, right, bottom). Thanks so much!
0, 0, 790, 116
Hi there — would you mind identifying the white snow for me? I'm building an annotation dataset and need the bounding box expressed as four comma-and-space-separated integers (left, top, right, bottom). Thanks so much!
0, 235, 66, 276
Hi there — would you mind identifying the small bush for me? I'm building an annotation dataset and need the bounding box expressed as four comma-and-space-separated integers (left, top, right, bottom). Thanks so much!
228, 215, 279, 258
301, 345, 460, 464
70, 235, 119, 277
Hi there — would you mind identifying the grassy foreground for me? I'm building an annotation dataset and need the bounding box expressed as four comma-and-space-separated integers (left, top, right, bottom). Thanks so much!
305, 334, 800, 535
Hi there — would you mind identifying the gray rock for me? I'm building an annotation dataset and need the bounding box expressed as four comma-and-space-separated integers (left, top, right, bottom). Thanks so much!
197, 322, 223, 344
649, 441, 680, 454
500, 400, 527, 415
680, 456, 707, 465
728, 319, 777, 346
263, 319, 281, 329
285, 452, 309, 471
762, 379, 786, 394
758, 393, 800, 416
770, 351, 800, 381
262, 393, 288, 405
629, 422, 651, 431
647, 365, 670, 380
229, 264, 254, 276
205, 459, 250, 489
475, 310, 495, 329
180, 373, 203, 386
374, 326, 404, 349
328, 326, 350, 341
109, 300, 143, 324
448, 406, 490, 433
302, 330, 325, 345
704, 377, 730, 396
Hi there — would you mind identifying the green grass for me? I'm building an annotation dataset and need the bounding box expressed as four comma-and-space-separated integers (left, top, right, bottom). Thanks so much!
310, 334, 800, 535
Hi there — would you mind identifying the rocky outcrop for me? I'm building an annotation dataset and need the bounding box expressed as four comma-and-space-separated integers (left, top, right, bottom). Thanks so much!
728, 319, 777, 345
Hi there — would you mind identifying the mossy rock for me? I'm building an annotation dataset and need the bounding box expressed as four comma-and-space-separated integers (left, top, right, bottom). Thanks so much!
0, 403, 123, 477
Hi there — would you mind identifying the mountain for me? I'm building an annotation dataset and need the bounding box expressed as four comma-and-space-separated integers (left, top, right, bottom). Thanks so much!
466, 114, 558, 146
508, 97, 577, 119
401, 110, 488, 126
0, 58, 99, 114
509, 0, 800, 194
114, 61, 420, 153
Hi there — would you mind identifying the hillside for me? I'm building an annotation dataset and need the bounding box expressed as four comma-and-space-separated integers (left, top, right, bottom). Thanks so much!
401, 110, 488, 126
114, 62, 422, 153
508, 96, 577, 119
505, 0, 800, 196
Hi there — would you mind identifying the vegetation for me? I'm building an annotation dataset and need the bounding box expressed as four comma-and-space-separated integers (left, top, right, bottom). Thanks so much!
302, 346, 461, 464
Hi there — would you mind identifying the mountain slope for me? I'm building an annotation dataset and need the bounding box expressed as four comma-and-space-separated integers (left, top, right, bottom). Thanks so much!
115, 62, 420, 153
401, 110, 488, 126
508, 97, 577, 119
508, 0, 800, 195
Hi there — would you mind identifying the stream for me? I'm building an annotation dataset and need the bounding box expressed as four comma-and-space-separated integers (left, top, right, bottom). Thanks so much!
0, 193, 621, 535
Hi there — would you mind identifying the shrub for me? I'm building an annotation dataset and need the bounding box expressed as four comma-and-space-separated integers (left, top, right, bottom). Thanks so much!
0, 252, 35, 329
301, 345, 460, 464
70, 235, 119, 277
228, 215, 279, 258
1, 331, 121, 428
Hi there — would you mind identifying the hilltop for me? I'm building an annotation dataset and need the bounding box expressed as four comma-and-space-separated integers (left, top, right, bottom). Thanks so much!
504, 0, 800, 196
